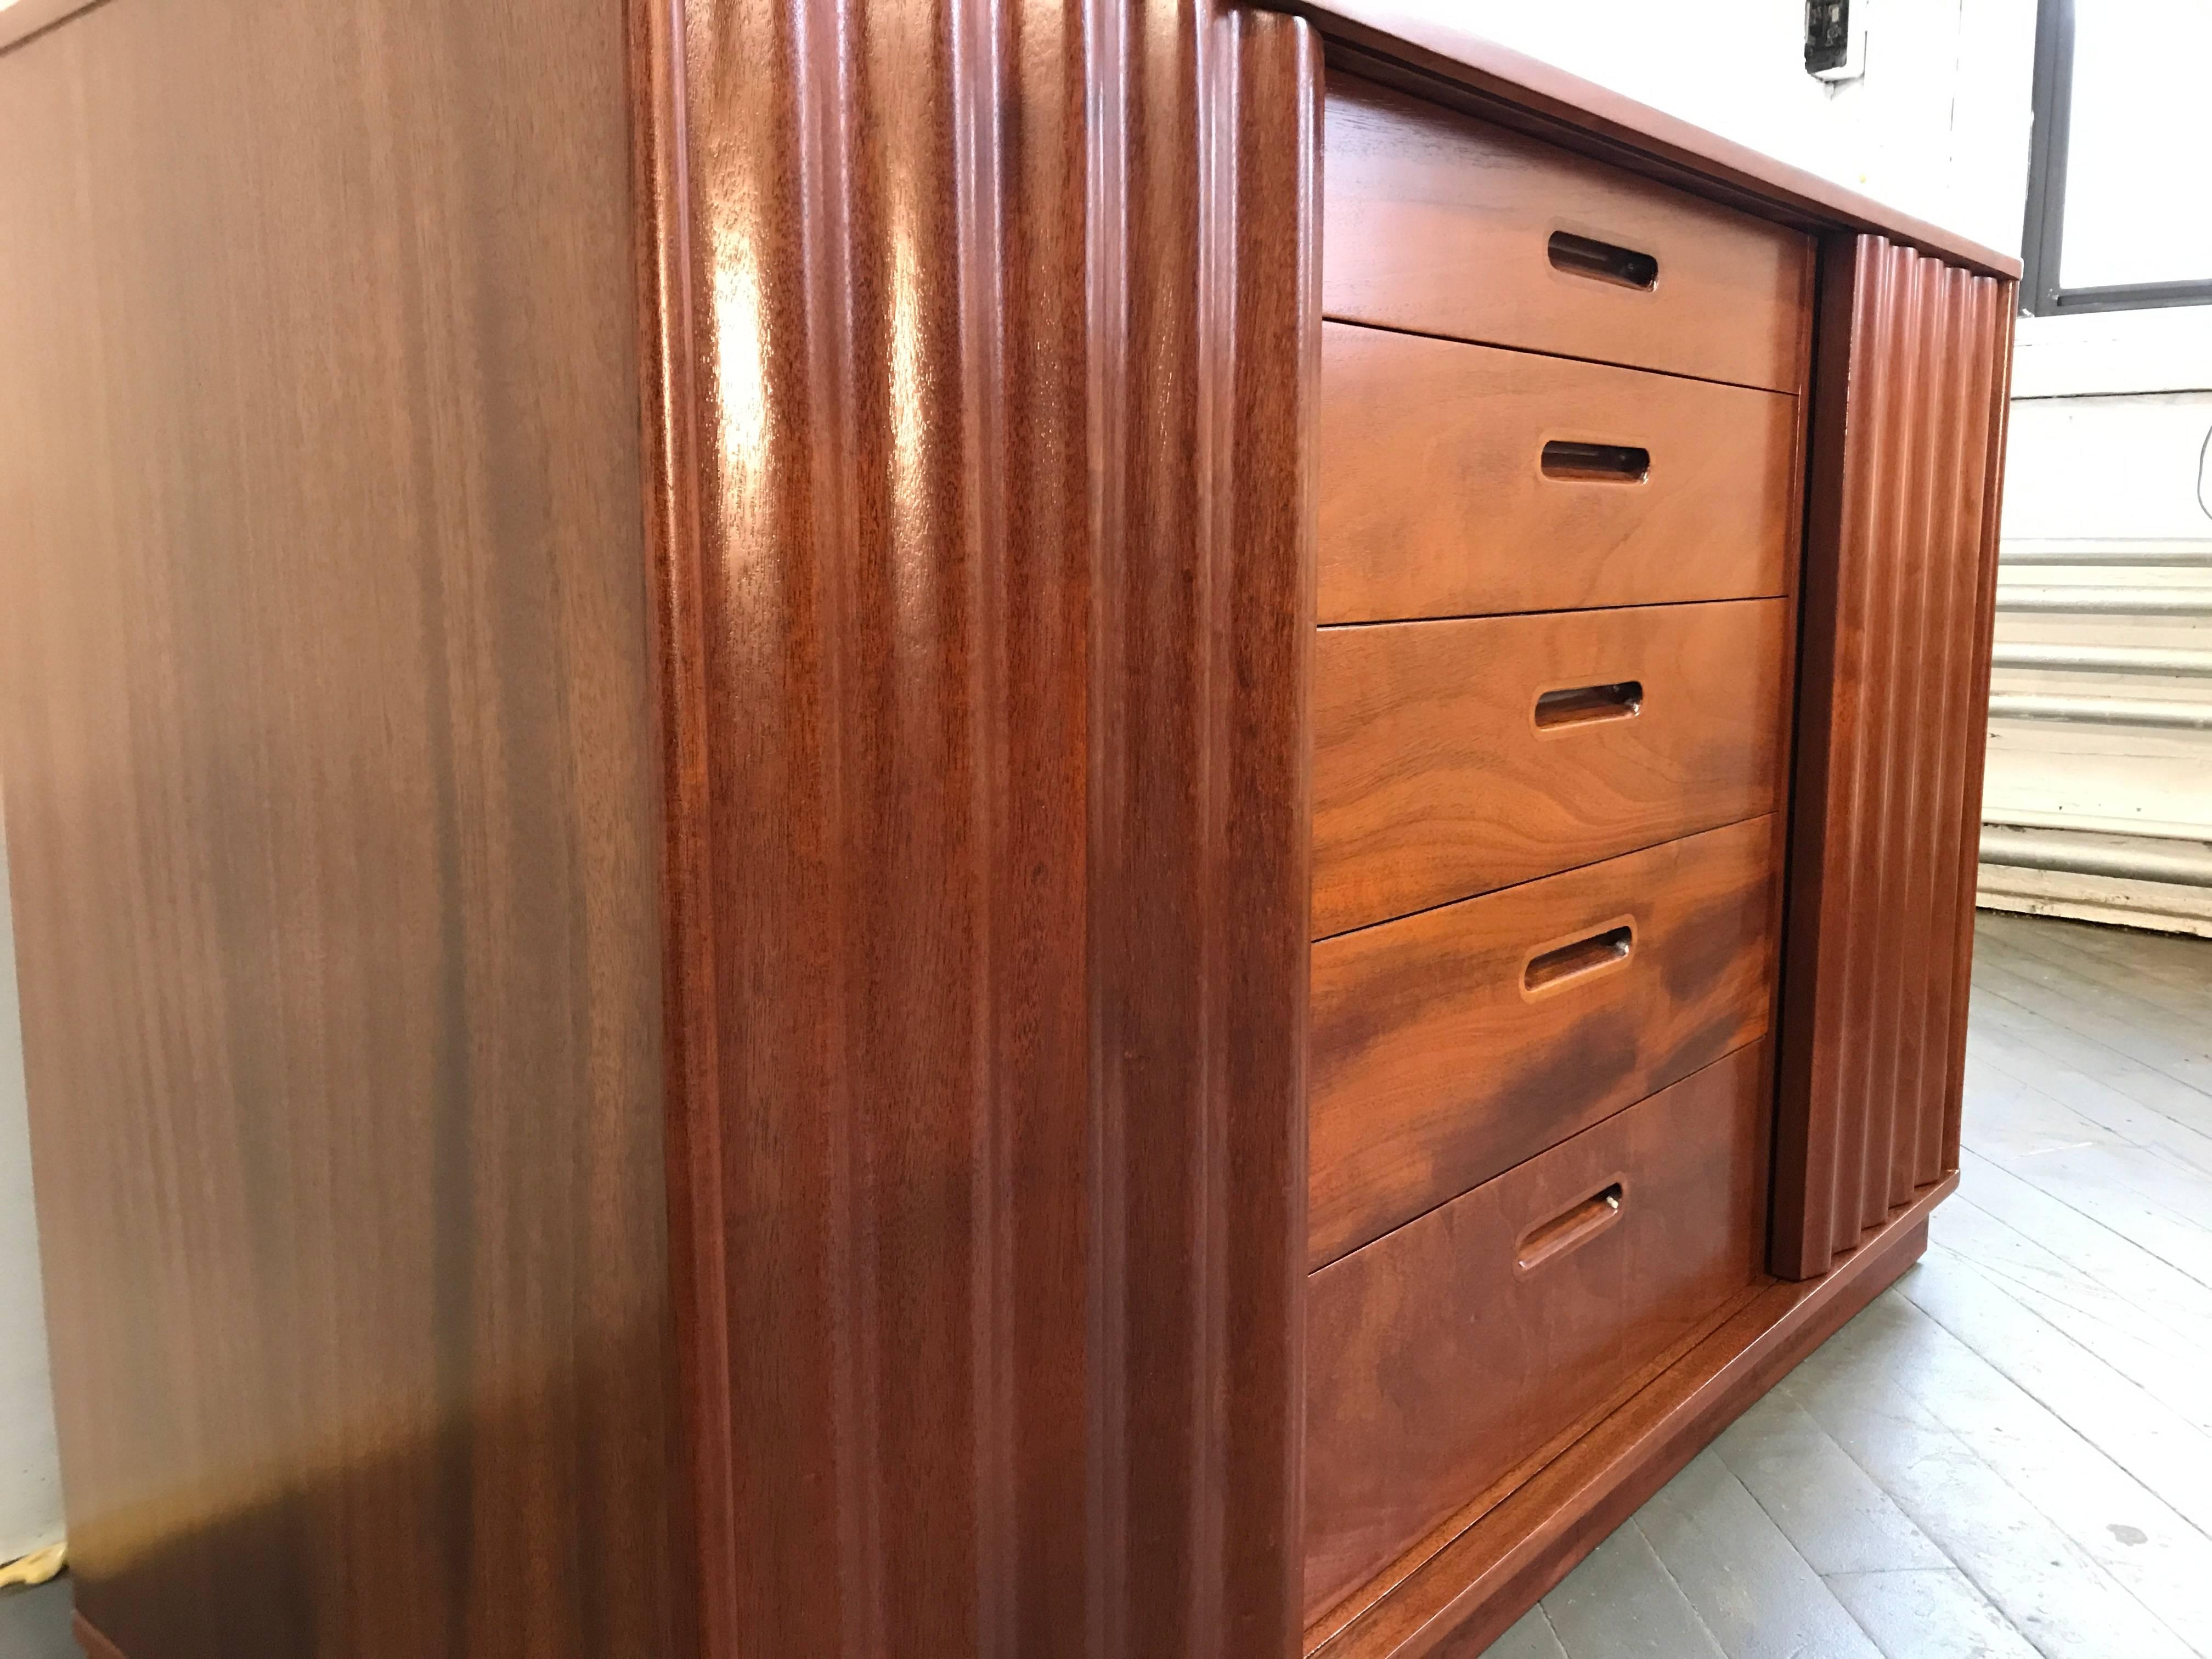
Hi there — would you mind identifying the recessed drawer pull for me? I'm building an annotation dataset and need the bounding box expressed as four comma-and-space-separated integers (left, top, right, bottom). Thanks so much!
1547, 230, 1659, 291
1516, 1182, 1627, 1272
1534, 680, 1643, 730
1541, 439, 1650, 483
1524, 924, 1633, 993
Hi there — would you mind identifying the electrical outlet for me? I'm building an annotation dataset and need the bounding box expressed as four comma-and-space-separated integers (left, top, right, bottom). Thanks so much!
1806, 0, 1867, 82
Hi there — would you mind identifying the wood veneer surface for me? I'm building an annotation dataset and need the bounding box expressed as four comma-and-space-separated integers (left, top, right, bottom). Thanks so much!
0, 4, 2023, 1656
1313, 600, 1788, 938
0, 3, 676, 1657
1326, 73, 1813, 393
1320, 323, 1798, 623
1310, 815, 1781, 1267
1305, 1041, 1772, 1624
646, 2, 1320, 1652
1308, 1189, 1948, 1658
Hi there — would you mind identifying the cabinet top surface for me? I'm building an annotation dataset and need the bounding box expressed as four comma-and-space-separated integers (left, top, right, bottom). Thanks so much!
1270, 0, 2022, 280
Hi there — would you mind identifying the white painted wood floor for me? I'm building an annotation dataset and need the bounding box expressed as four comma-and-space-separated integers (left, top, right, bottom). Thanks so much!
1477, 910, 2212, 1659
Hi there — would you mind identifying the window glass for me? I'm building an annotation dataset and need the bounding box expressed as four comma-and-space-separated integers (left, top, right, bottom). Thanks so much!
2058, 1, 2212, 289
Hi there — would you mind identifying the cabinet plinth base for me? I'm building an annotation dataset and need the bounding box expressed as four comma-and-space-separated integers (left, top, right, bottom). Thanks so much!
1307, 1175, 1953, 1658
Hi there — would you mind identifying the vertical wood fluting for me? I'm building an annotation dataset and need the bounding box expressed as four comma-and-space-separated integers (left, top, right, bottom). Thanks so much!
634, 1, 1319, 1652
1774, 236, 2011, 1280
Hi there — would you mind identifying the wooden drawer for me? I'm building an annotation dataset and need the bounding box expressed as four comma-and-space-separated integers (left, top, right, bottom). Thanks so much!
1325, 74, 1811, 394
1314, 600, 1787, 939
1310, 815, 1778, 1269
1305, 1042, 1772, 1622
1320, 323, 1797, 624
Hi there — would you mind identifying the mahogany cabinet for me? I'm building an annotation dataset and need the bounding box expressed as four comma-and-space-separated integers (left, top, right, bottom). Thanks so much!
0, 2, 2012, 1656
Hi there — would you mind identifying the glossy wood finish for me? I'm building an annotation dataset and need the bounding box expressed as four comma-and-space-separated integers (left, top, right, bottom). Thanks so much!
1306, 1043, 1772, 1624
1313, 1189, 1949, 1659
643, 2, 1319, 1654
1774, 236, 2015, 1279
1262, 3, 2019, 279
1319, 324, 1798, 623
0, 3, 676, 1657
1311, 816, 1781, 1268
1325, 75, 1813, 393
1313, 601, 1788, 938
0, 8, 2024, 1657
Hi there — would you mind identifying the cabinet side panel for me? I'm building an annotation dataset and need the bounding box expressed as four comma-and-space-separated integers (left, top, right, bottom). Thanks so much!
652, 2, 1318, 1655
0, 3, 675, 1656
1774, 236, 2011, 1278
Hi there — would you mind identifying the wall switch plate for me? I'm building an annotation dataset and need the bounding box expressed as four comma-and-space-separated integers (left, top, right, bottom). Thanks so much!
1806, 0, 1867, 82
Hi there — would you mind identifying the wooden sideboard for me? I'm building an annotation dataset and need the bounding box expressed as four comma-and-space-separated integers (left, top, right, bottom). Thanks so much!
0, 3, 2013, 1657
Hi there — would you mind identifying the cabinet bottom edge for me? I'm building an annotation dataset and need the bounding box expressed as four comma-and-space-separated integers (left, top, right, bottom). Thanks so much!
74, 1612, 129, 1659
1304, 1173, 1954, 1659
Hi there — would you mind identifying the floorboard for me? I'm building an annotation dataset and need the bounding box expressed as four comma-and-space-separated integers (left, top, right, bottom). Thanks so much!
1973, 938, 2212, 1097
1632, 1450, 1883, 1659
1537, 1523, 1729, 1659
1953, 1150, 2212, 1351
1933, 1193, 2212, 1430
1966, 994, 2212, 1176
1983, 916, 2212, 1053
0, 1578, 76, 1659
1823, 1569, 2043, 1659
1479, 912, 2212, 1659
1710, 1391, 1949, 1577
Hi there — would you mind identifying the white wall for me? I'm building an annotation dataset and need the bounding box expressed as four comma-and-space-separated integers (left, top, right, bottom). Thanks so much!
0, 821, 63, 1563
2013, 307, 2212, 399
1417, 0, 2039, 258
1979, 308, 2212, 935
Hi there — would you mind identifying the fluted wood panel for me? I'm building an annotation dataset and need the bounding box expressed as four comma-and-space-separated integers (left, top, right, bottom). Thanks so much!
635, 3, 1320, 1654
1774, 235, 2015, 1280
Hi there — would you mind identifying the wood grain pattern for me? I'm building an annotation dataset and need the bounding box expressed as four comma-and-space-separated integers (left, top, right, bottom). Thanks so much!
2, 5, 2026, 1654
648, 2, 1319, 1653
1319, 324, 1798, 623
1309, 1189, 1949, 1659
1310, 815, 1781, 1268
1940, 296, 2017, 1183
1325, 74, 1813, 393
1773, 237, 2014, 1279
1259, 2, 2020, 279
1306, 1042, 1772, 1624
1314, 601, 1788, 938
0, 3, 677, 1657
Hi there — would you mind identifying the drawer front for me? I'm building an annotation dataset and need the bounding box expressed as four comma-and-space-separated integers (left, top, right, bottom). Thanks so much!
1310, 815, 1778, 1269
1305, 1042, 1771, 1621
1325, 74, 1810, 394
1320, 323, 1797, 624
1314, 600, 1786, 939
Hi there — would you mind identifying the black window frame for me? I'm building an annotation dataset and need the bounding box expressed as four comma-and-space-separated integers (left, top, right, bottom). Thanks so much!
2021, 0, 2212, 315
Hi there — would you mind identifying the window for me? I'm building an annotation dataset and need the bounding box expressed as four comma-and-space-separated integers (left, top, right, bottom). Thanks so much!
2021, 0, 2212, 314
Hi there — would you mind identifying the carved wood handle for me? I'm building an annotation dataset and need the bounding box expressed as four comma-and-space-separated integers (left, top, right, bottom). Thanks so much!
1540, 439, 1650, 482
1547, 229, 1658, 290
1534, 680, 1643, 730
1523, 923, 1634, 992
1516, 1182, 1627, 1272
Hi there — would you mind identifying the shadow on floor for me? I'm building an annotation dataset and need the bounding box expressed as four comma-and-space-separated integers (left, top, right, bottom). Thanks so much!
0, 1573, 76, 1658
